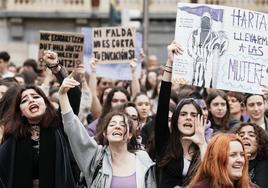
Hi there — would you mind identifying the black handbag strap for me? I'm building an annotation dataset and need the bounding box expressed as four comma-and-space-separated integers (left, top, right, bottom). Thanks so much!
91, 150, 105, 184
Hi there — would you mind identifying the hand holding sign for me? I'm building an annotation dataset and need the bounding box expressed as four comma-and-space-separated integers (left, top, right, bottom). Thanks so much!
129, 59, 137, 74
90, 58, 98, 73
167, 41, 183, 63
140, 49, 145, 63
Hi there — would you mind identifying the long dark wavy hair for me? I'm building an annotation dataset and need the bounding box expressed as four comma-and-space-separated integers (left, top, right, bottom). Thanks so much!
159, 98, 203, 184
4, 85, 59, 139
0, 86, 19, 123
234, 122, 268, 160
96, 111, 138, 151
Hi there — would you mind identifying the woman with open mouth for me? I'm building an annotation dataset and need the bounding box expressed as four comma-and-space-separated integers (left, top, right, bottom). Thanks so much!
154, 41, 207, 188
189, 133, 258, 188
0, 50, 81, 188
58, 72, 156, 188
233, 122, 268, 188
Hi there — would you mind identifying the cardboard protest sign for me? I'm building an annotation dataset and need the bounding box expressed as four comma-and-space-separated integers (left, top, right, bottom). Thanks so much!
173, 3, 268, 94
82, 27, 142, 81
39, 31, 84, 70
92, 26, 136, 64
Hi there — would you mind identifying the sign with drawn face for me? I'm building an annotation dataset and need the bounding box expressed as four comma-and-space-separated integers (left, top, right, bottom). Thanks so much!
173, 3, 268, 94
39, 31, 84, 70
92, 26, 136, 64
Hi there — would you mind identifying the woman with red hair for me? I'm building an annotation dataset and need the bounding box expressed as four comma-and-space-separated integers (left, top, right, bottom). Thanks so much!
189, 133, 257, 188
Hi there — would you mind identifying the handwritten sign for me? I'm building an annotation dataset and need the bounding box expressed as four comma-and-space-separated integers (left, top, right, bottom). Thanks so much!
92, 26, 136, 64
173, 3, 268, 94
39, 31, 84, 70
81, 27, 142, 81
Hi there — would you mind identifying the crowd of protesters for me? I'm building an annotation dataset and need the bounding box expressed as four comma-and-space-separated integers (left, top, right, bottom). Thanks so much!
0, 39, 268, 188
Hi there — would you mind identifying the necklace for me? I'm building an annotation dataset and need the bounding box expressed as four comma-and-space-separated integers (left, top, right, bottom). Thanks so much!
31, 125, 40, 141
31, 125, 40, 154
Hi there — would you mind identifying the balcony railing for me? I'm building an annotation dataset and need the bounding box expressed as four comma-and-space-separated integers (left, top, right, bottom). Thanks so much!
2, 0, 109, 13
119, 0, 178, 13
0, 0, 267, 13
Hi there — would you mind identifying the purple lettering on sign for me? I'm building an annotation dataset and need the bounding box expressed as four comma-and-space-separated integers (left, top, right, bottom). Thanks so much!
228, 58, 265, 86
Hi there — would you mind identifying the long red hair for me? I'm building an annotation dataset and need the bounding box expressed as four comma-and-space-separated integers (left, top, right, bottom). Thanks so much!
189, 133, 250, 188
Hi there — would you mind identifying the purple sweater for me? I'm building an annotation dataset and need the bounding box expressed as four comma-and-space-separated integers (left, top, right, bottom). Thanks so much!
86, 119, 98, 137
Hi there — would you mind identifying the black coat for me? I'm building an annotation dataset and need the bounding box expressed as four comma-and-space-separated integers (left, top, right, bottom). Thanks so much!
0, 67, 81, 188
249, 156, 268, 188
0, 128, 78, 188
155, 81, 199, 188
155, 81, 184, 188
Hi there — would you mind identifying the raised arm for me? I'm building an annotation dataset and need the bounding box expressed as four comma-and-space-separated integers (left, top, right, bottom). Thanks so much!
58, 72, 79, 113
43, 50, 81, 115
130, 59, 141, 98
58, 72, 103, 182
89, 58, 102, 119
76, 63, 93, 124
155, 41, 183, 157
39, 68, 54, 96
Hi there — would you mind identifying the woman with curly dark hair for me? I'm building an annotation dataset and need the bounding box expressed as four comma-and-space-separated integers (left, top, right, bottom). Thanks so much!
234, 122, 268, 188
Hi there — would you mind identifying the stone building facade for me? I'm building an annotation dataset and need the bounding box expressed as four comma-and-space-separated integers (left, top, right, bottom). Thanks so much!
0, 0, 267, 65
